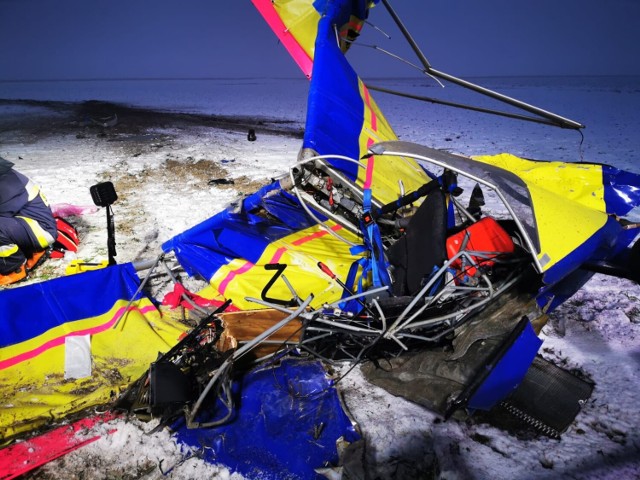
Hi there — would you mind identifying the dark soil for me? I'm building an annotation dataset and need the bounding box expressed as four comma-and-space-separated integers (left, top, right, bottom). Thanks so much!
0, 98, 304, 139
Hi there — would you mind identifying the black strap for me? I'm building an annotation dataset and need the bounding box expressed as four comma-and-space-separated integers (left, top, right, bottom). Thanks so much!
372, 180, 440, 219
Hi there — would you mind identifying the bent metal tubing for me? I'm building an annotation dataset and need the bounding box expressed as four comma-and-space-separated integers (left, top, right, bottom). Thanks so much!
384, 249, 491, 336
185, 294, 314, 429
369, 144, 543, 273
288, 153, 369, 247
397, 273, 520, 335
112, 253, 165, 330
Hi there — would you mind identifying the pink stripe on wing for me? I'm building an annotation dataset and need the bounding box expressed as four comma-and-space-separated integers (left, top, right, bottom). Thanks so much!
0, 305, 157, 370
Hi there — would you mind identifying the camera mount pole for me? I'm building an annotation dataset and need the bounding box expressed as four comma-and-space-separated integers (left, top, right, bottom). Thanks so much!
107, 205, 117, 265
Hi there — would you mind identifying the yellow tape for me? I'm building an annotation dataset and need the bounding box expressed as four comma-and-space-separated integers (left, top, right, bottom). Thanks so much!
65, 259, 109, 275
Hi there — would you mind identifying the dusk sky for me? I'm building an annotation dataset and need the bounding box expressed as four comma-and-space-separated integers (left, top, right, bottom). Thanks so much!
0, 0, 639, 81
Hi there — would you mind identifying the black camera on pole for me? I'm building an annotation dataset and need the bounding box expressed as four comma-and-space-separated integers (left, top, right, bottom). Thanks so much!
90, 181, 118, 266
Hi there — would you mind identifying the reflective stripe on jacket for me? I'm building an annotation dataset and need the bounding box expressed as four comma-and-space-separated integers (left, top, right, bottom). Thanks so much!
0, 169, 57, 244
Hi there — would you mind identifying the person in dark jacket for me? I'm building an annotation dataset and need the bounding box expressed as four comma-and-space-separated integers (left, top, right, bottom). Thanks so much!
0, 156, 57, 285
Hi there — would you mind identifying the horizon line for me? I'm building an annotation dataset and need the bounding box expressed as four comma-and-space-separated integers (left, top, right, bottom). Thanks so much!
2, 74, 640, 84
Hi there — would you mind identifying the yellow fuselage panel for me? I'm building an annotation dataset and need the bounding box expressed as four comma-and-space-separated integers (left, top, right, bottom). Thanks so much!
209, 222, 363, 310
473, 153, 609, 271
356, 81, 430, 204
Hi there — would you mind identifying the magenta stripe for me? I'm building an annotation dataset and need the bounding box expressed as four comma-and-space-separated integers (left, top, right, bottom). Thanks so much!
362, 86, 378, 131
270, 247, 287, 264
216, 225, 345, 295
218, 260, 255, 295
0, 305, 157, 370
363, 156, 375, 189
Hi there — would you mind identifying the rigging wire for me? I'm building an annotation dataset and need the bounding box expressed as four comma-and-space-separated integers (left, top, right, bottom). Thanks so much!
364, 19, 391, 39
354, 0, 586, 130
577, 128, 586, 163
345, 39, 445, 87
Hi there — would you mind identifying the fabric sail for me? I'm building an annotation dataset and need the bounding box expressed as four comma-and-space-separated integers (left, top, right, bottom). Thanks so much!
0, 263, 187, 441
164, 0, 430, 308
162, 184, 363, 311
252, 0, 430, 201
300, 0, 429, 202
251, 0, 320, 78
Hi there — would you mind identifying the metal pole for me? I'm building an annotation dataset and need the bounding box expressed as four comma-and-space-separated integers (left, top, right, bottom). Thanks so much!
106, 205, 117, 265
366, 84, 563, 127
380, 0, 585, 130
428, 68, 584, 129
380, 0, 432, 69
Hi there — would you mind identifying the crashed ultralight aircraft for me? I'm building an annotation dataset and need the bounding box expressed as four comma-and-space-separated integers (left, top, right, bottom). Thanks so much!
160, 0, 640, 433
2, 0, 640, 476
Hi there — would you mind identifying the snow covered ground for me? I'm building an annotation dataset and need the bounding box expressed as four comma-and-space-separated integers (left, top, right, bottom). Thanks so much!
1, 76, 639, 479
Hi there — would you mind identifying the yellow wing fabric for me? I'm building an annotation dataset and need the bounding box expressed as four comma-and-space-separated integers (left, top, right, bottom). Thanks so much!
473, 153, 610, 274
0, 264, 187, 441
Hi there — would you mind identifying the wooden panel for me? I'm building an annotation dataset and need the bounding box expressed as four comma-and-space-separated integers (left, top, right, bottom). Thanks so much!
218, 309, 303, 355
